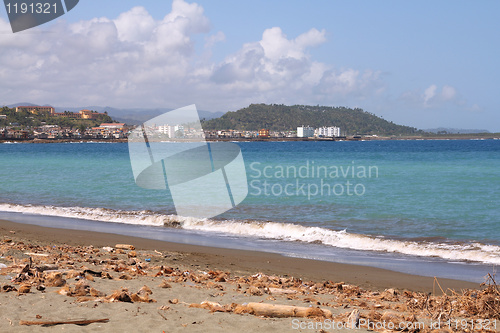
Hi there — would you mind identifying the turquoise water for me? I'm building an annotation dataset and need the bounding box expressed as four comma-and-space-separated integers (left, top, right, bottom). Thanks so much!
0, 140, 499, 269
236, 140, 499, 242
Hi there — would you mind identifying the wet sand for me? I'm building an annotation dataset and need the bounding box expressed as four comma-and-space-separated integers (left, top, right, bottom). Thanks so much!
0, 219, 478, 292
2, 219, 496, 333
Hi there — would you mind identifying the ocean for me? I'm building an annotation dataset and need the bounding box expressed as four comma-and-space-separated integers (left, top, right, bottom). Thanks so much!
0, 140, 499, 282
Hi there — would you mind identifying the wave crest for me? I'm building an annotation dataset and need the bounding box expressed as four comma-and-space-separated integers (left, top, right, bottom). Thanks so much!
1, 202, 499, 265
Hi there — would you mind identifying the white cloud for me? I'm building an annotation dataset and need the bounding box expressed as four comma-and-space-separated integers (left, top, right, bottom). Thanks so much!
208, 27, 382, 107
0, 1, 384, 110
0, 18, 40, 48
205, 31, 225, 49
399, 84, 474, 114
421, 84, 459, 107
164, 0, 210, 35
114, 6, 156, 43
423, 84, 437, 106
259, 27, 325, 61
441, 85, 456, 101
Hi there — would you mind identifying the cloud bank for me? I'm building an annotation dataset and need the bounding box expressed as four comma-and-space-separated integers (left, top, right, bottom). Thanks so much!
0, 0, 383, 111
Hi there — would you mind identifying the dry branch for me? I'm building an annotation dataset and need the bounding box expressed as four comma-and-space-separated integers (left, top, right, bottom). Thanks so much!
19, 318, 109, 326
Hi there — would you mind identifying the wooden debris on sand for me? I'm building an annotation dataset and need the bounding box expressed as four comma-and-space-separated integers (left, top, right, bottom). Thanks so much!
19, 318, 109, 326
244, 302, 332, 319
189, 301, 332, 319
189, 301, 229, 312
115, 244, 135, 250
17, 284, 31, 294
104, 286, 157, 303
2, 235, 500, 333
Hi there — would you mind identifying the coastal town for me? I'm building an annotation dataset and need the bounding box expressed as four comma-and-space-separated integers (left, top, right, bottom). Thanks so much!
2, 105, 497, 142
205, 125, 342, 140
0, 106, 127, 140
1, 105, 345, 141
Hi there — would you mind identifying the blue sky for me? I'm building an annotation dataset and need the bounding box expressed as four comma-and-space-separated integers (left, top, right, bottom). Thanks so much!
1, 0, 499, 131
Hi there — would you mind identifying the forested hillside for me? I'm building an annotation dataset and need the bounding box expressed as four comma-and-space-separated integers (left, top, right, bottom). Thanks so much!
201, 104, 423, 136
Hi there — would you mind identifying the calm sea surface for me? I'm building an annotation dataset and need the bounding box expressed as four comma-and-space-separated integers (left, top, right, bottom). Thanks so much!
1, 140, 499, 280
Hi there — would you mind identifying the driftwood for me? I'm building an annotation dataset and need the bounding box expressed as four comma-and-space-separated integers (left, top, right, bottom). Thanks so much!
19, 318, 109, 326
36, 264, 59, 272
268, 287, 297, 295
23, 252, 49, 257
115, 244, 135, 250
245, 302, 332, 319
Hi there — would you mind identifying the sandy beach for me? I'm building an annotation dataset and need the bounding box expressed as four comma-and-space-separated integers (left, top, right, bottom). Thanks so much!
1, 219, 498, 332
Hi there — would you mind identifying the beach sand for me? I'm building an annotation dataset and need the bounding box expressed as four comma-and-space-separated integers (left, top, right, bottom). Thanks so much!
1, 219, 498, 332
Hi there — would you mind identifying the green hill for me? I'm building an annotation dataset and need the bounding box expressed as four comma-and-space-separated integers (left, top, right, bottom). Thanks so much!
0, 106, 113, 128
201, 104, 423, 136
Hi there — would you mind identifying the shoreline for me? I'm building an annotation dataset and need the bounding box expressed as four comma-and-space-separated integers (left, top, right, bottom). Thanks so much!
2, 218, 499, 332
0, 219, 479, 293
1, 133, 499, 144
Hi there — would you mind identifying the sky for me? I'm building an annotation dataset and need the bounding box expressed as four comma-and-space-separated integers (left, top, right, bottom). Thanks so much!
0, 0, 499, 131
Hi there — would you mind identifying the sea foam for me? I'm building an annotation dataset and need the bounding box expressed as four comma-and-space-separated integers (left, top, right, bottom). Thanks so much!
1, 202, 499, 265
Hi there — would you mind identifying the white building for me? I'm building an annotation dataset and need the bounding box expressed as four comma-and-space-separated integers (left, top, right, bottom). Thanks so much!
174, 125, 184, 136
158, 124, 176, 138
297, 126, 315, 138
317, 126, 341, 137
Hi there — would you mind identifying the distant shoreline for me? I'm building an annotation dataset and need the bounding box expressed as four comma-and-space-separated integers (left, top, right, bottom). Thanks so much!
0, 133, 499, 144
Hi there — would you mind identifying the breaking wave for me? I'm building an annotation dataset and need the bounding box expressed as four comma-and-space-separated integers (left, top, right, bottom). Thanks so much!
1, 202, 499, 265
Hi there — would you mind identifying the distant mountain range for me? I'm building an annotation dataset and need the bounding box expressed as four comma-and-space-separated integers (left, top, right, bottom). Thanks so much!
6, 103, 225, 125
424, 127, 490, 134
